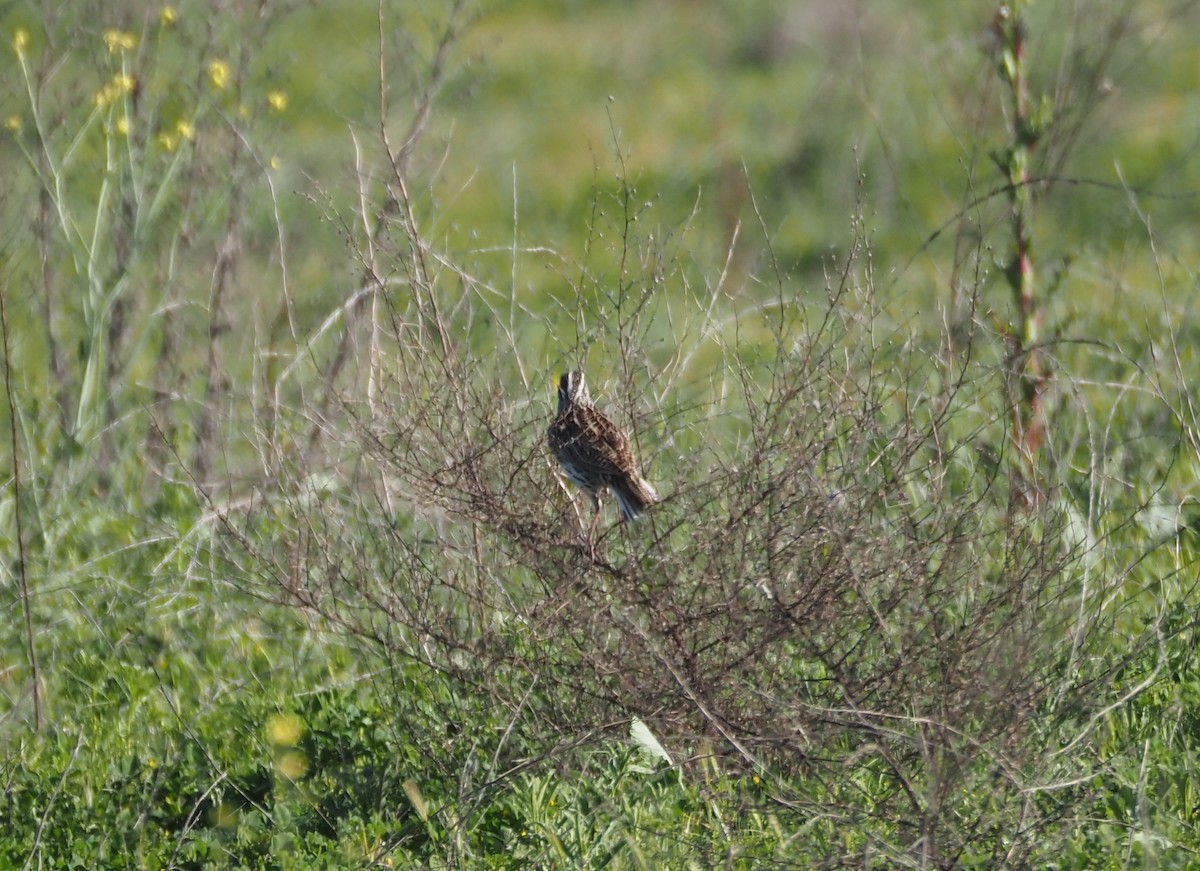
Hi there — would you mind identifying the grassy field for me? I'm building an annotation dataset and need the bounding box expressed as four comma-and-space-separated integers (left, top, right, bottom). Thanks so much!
3, 0, 1200, 867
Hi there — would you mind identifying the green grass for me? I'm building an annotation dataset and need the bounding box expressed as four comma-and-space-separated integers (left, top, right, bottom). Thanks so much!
4, 0, 1200, 867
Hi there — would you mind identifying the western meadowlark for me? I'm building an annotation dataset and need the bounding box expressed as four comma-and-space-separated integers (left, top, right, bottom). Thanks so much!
547, 371, 657, 541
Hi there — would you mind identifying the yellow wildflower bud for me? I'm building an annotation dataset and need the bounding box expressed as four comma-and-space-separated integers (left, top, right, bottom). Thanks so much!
94, 84, 117, 108
277, 751, 308, 779
5, 115, 21, 133
266, 713, 303, 746
267, 90, 287, 112
103, 29, 136, 54
13, 28, 30, 54
160, 6, 178, 26
208, 59, 230, 91
175, 119, 194, 140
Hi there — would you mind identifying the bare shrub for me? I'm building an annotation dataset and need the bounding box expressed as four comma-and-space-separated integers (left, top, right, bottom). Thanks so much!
201, 171, 1139, 864
185, 3, 1189, 865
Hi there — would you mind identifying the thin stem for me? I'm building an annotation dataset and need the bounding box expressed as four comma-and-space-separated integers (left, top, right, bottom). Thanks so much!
995, 1, 1047, 498
1, 280, 42, 731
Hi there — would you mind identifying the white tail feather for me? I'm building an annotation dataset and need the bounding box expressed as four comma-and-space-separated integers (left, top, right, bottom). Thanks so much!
611, 476, 658, 521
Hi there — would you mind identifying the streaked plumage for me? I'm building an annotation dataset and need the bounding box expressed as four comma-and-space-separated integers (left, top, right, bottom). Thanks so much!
547, 371, 657, 528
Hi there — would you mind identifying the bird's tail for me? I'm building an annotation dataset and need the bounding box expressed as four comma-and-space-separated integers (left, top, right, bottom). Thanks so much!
611, 476, 658, 522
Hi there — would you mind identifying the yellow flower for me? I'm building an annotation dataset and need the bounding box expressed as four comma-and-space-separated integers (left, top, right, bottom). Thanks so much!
175, 119, 194, 140
115, 116, 130, 136
94, 84, 117, 108
237, 103, 249, 119
160, 6, 178, 26
266, 713, 303, 746
208, 59, 230, 90
5, 115, 20, 133
13, 28, 29, 55
103, 29, 137, 54
277, 751, 308, 780
269, 156, 282, 170
157, 131, 179, 152
112, 73, 136, 95
267, 90, 287, 112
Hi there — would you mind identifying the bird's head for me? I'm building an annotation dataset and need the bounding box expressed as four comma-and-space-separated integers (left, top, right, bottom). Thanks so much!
557, 370, 590, 412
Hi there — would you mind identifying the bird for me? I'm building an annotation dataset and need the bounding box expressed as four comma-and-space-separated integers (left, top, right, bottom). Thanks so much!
547, 370, 658, 543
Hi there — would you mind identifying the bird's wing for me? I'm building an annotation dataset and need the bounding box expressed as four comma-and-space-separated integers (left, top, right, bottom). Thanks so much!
576, 413, 636, 477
